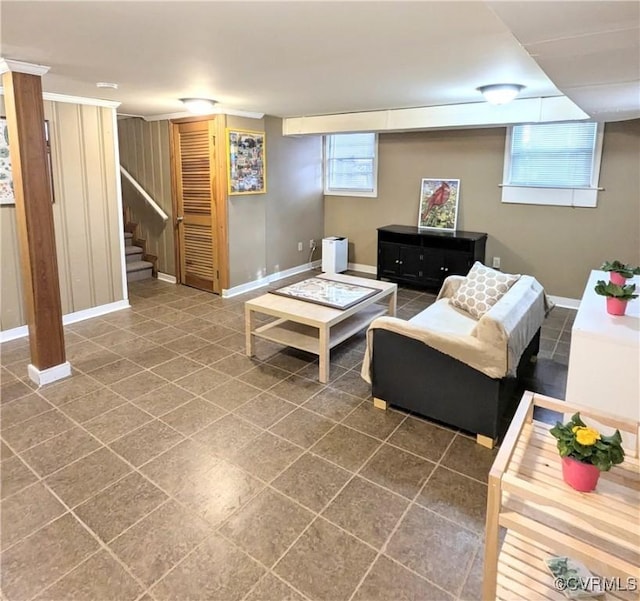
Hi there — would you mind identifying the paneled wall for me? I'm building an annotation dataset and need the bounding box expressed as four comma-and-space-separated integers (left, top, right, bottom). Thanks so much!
0, 97, 124, 331
117, 118, 174, 275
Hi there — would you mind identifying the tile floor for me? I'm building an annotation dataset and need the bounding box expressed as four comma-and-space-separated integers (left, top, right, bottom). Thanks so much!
0, 272, 574, 601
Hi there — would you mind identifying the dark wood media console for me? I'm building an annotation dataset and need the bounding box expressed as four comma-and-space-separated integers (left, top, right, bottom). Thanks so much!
377, 225, 487, 289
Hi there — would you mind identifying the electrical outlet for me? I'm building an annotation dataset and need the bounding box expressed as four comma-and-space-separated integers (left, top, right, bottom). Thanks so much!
309, 239, 315, 249
492, 257, 501, 269
297, 242, 303, 252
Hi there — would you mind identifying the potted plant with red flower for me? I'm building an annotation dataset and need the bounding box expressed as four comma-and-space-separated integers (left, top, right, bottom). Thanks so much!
550, 413, 625, 492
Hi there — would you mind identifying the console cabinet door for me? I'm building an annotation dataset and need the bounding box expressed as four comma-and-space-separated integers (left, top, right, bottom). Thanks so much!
397, 246, 424, 282
378, 242, 402, 278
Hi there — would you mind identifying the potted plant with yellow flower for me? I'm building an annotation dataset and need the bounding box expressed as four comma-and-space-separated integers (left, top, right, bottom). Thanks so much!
550, 413, 625, 492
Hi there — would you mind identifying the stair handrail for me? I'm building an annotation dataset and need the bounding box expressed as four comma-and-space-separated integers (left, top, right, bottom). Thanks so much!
119, 166, 169, 222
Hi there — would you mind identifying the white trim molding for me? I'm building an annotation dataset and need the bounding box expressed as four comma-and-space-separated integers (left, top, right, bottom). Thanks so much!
157, 272, 177, 284
0, 87, 120, 108
0, 58, 50, 76
0, 299, 130, 342
548, 295, 580, 310
222, 260, 321, 298
28, 361, 72, 386
144, 107, 264, 122
112, 109, 130, 303
347, 263, 377, 275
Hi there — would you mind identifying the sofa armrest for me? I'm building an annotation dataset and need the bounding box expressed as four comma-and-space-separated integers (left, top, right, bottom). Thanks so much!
436, 275, 466, 300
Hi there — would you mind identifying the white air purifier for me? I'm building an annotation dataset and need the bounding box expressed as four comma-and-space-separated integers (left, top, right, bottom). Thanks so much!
322, 236, 348, 274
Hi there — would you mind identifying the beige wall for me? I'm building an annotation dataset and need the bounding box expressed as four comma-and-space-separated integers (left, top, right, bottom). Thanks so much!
228, 115, 324, 288
1, 97, 124, 331
117, 118, 174, 275
325, 120, 640, 298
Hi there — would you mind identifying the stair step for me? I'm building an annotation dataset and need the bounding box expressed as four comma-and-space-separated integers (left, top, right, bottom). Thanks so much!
125, 245, 144, 263
124, 232, 133, 247
126, 260, 153, 282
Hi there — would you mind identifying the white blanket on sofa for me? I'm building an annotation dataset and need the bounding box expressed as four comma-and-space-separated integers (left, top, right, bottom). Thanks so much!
361, 275, 550, 383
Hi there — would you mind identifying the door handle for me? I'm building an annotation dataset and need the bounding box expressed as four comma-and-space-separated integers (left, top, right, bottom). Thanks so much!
176, 216, 184, 224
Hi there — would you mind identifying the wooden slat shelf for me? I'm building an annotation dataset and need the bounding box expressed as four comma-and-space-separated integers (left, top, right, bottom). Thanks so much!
483, 392, 640, 601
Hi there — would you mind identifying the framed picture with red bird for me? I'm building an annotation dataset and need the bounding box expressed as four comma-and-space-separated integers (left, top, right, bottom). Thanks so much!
417, 178, 460, 231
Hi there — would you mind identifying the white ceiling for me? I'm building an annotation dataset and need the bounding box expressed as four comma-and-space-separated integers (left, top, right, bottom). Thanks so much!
1, 1, 638, 123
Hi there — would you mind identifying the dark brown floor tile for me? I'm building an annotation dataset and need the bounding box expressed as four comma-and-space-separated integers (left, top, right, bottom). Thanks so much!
0, 379, 38, 404
75, 472, 168, 542
234, 392, 297, 428
322, 477, 408, 548
360, 444, 435, 499
303, 388, 362, 421
167, 333, 210, 354
297, 362, 348, 383
68, 318, 115, 338
388, 415, 456, 462
74, 349, 122, 373
34, 549, 143, 601
0, 513, 99, 601
460, 547, 483, 601
161, 398, 226, 436
21, 427, 101, 477
174, 367, 230, 395
1, 440, 14, 461
343, 403, 406, 440
212, 347, 260, 377
175, 460, 264, 526
269, 408, 334, 448
2, 409, 75, 452
263, 348, 314, 373
93, 329, 141, 349
386, 505, 479, 595
1, 456, 37, 499
152, 534, 264, 601
140, 439, 218, 494
185, 343, 229, 366
110, 500, 211, 587
353, 555, 453, 601
274, 518, 376, 601
239, 364, 291, 390
193, 414, 262, 459
0, 393, 52, 430
198, 323, 237, 343
83, 402, 152, 443
129, 344, 179, 369
441, 435, 498, 483
45, 447, 131, 508
331, 370, 371, 399
330, 347, 365, 370
230, 432, 303, 481
220, 488, 314, 567
246, 573, 306, 601
88, 359, 143, 385
268, 375, 325, 405
203, 378, 261, 410
110, 420, 184, 466
151, 356, 204, 381
273, 453, 351, 512
58, 387, 126, 423
143, 325, 184, 345
311, 424, 381, 472
109, 370, 167, 400
1, 482, 66, 549
416, 466, 487, 534
133, 383, 195, 416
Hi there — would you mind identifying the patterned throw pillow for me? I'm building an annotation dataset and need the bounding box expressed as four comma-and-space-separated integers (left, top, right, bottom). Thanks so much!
450, 262, 520, 319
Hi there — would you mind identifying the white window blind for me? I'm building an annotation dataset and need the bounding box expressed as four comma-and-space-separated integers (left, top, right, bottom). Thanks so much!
501, 121, 603, 208
325, 133, 377, 196
508, 122, 598, 188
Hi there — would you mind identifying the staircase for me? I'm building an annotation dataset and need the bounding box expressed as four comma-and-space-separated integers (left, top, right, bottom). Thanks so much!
123, 208, 157, 283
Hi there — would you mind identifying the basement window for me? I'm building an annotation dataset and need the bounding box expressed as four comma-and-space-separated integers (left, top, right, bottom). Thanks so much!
501, 122, 604, 208
324, 133, 378, 197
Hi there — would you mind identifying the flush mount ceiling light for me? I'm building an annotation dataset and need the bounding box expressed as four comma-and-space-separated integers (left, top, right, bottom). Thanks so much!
477, 84, 525, 105
180, 98, 218, 115
96, 82, 118, 89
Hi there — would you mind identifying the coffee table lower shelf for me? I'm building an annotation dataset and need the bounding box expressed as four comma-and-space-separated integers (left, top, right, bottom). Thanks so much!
252, 305, 387, 355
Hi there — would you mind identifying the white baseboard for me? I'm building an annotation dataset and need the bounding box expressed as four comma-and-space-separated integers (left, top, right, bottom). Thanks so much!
0, 299, 130, 342
222, 260, 321, 298
548, 295, 580, 310
157, 272, 177, 284
28, 361, 72, 386
347, 262, 377, 275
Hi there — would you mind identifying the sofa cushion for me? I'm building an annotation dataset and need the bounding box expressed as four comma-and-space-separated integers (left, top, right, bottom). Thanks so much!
450, 262, 520, 319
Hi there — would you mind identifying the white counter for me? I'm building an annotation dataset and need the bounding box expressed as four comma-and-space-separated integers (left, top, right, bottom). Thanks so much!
566, 270, 640, 424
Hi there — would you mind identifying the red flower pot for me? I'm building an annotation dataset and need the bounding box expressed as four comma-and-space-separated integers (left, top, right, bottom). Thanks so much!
606, 297, 628, 316
609, 272, 627, 286
561, 456, 600, 492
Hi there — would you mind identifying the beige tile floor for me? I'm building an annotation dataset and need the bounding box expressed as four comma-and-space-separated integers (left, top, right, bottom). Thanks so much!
0, 273, 574, 601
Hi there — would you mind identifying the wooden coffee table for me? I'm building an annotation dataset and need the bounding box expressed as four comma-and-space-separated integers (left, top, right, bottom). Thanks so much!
245, 273, 397, 383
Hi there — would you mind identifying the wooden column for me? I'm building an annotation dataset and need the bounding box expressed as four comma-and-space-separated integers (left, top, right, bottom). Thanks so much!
2, 69, 67, 378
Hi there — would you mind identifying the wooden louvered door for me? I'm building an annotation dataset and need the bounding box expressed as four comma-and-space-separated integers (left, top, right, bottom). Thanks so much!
173, 119, 219, 292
